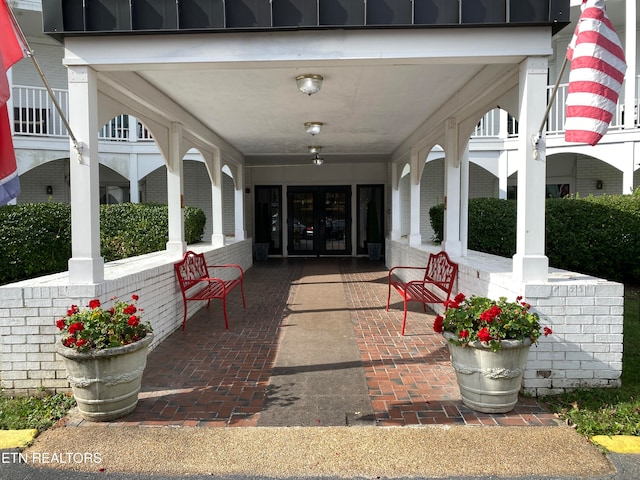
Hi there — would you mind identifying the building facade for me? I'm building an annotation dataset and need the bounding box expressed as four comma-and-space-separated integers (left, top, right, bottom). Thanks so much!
0, 0, 630, 396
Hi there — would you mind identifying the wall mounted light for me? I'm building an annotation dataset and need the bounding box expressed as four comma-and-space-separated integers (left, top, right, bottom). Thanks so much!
596, 180, 603, 190
304, 122, 323, 136
296, 74, 323, 95
46, 185, 53, 195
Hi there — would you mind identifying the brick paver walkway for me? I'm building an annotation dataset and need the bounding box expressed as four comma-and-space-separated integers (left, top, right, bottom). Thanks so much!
65, 257, 559, 428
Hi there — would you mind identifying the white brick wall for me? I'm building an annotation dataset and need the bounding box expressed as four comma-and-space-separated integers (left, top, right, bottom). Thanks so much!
0, 241, 252, 395
386, 240, 624, 396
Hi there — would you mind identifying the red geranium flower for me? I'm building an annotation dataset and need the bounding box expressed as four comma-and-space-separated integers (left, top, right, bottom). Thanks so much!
123, 304, 137, 315
128, 315, 139, 327
477, 327, 492, 342
458, 330, 469, 339
88, 299, 101, 309
544, 327, 553, 336
433, 315, 444, 333
56, 319, 66, 330
68, 322, 84, 335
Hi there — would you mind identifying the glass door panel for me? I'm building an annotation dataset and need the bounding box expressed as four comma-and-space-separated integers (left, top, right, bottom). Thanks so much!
288, 186, 351, 256
290, 191, 314, 253
357, 185, 384, 255
255, 185, 282, 255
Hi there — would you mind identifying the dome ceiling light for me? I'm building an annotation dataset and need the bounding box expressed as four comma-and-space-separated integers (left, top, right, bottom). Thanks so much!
296, 74, 323, 95
308, 146, 322, 154
304, 122, 323, 136
312, 153, 324, 165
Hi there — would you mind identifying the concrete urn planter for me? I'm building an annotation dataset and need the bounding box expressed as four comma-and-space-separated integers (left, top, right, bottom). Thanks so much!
56, 333, 153, 422
443, 331, 531, 413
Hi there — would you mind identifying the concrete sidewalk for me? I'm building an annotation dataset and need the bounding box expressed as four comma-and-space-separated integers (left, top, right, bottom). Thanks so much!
6, 424, 617, 478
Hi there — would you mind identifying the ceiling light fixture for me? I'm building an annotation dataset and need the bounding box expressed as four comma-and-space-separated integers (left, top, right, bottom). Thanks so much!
308, 146, 322, 154
296, 74, 323, 95
312, 153, 324, 165
304, 122, 323, 136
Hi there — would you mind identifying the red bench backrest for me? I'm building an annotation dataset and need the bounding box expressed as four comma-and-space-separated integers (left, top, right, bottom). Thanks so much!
423, 251, 458, 299
174, 251, 208, 290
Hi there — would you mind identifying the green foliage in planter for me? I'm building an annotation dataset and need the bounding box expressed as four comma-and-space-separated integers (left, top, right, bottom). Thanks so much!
0, 203, 72, 283
429, 192, 640, 284
0, 203, 206, 285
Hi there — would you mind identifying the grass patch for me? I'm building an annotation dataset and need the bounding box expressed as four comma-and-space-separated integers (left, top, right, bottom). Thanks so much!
542, 285, 640, 436
0, 392, 76, 432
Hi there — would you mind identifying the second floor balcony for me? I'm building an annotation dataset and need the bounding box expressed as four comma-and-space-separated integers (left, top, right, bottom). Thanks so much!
11, 80, 638, 147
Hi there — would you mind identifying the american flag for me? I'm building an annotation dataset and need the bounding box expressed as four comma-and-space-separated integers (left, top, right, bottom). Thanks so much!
564, 0, 627, 146
0, 0, 27, 205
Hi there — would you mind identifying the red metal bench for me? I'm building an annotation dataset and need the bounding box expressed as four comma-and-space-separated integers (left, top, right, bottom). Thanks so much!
174, 251, 246, 331
386, 251, 458, 335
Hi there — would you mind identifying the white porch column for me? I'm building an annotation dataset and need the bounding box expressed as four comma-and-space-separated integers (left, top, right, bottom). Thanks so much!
67, 66, 104, 284
211, 149, 224, 247
129, 153, 140, 203
512, 57, 549, 284
234, 166, 246, 241
498, 150, 509, 199
622, 142, 636, 194
442, 118, 462, 256
166, 122, 186, 258
408, 148, 422, 246
624, 0, 636, 130
460, 143, 470, 256
390, 163, 401, 241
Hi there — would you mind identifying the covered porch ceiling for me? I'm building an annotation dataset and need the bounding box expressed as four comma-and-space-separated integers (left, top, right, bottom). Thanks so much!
62, 26, 561, 167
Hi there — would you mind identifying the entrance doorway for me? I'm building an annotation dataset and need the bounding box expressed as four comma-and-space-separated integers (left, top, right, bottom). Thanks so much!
287, 186, 351, 256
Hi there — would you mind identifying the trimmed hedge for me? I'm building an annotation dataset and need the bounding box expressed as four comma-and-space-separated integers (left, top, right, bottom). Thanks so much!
429, 192, 640, 284
0, 203, 206, 285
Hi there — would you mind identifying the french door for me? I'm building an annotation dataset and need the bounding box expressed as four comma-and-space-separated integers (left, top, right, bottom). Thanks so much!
287, 186, 351, 256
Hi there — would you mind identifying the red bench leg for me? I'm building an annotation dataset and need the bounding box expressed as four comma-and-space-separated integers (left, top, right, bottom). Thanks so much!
240, 282, 246, 308
182, 299, 188, 331
401, 296, 409, 336
221, 297, 229, 330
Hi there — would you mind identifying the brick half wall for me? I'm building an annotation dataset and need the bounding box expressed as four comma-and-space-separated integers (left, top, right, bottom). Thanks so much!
386, 240, 624, 396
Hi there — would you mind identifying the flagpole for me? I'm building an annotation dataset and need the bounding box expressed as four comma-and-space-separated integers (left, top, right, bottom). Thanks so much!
6, 4, 83, 163
537, 55, 570, 136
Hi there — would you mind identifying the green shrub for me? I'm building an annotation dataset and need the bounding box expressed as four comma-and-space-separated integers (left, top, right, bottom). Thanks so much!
0, 203, 72, 283
0, 203, 206, 285
429, 191, 640, 284
430, 198, 517, 257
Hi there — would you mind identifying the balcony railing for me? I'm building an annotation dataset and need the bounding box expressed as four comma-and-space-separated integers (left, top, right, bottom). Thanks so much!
12, 81, 637, 144
11, 85, 153, 141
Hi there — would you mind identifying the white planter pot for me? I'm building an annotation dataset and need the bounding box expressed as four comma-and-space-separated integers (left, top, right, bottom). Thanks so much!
443, 331, 531, 413
56, 333, 153, 422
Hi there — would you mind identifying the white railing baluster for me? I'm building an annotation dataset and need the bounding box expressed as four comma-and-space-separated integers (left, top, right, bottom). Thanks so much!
12, 78, 637, 143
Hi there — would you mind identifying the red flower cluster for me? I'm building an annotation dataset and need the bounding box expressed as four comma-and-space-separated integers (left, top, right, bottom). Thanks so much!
55, 294, 151, 352
479, 305, 501, 322
433, 293, 552, 352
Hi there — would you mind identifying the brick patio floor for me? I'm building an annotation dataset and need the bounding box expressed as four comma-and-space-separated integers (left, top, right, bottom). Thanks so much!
67, 257, 560, 428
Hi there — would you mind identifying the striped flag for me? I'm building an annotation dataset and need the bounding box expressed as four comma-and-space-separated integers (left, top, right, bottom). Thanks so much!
1, 0, 27, 205
564, 0, 626, 146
